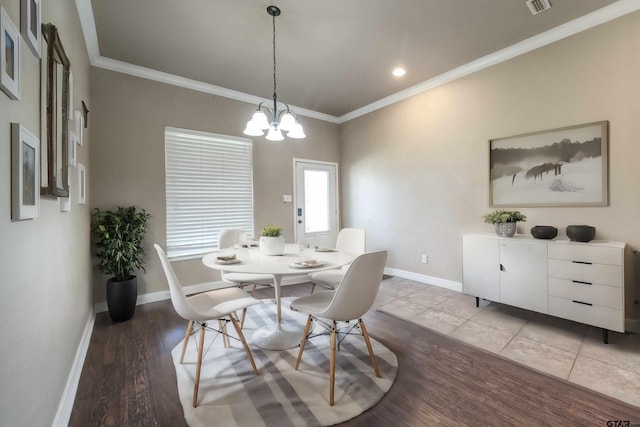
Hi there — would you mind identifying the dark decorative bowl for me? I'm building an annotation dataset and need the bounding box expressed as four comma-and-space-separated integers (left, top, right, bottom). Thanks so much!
530, 226, 558, 240
566, 225, 596, 242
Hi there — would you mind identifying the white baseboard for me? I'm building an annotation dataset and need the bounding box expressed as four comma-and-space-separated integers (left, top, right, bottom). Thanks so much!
94, 276, 312, 313
384, 267, 463, 292
52, 309, 95, 427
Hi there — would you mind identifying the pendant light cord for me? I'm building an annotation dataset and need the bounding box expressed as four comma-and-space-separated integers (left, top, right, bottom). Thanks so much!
272, 13, 277, 109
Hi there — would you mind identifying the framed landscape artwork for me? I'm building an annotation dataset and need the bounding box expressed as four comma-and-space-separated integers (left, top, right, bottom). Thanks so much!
1, 6, 21, 100
489, 121, 608, 207
11, 123, 40, 220
20, 0, 41, 57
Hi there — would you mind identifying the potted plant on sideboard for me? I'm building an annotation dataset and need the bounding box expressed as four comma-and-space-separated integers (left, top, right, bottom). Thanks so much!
482, 210, 526, 238
259, 224, 285, 255
91, 206, 152, 322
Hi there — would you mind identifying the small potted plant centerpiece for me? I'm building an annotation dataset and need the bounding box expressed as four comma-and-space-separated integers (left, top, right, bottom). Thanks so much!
91, 206, 152, 322
259, 224, 285, 255
483, 210, 526, 238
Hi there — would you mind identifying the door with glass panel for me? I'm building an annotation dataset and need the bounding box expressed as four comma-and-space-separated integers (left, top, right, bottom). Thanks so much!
293, 159, 338, 249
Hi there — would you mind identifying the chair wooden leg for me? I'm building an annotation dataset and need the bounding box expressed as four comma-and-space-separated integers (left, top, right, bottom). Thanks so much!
329, 321, 337, 406
193, 323, 206, 408
240, 308, 248, 329
310, 282, 316, 294
180, 320, 194, 364
218, 320, 230, 348
229, 313, 259, 375
250, 284, 257, 295
359, 319, 381, 378
295, 315, 313, 370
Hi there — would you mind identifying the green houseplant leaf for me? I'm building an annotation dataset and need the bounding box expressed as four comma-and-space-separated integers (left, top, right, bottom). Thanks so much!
91, 206, 152, 282
261, 225, 282, 237
482, 210, 527, 224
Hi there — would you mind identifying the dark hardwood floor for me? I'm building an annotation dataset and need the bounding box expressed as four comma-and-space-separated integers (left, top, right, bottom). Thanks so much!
69, 283, 640, 426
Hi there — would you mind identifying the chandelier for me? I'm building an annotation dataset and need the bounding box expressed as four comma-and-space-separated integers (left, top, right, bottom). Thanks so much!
243, 6, 306, 141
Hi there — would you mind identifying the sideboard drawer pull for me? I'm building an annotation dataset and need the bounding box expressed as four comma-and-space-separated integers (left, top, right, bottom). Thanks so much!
572, 280, 592, 285
572, 300, 593, 306
572, 260, 593, 265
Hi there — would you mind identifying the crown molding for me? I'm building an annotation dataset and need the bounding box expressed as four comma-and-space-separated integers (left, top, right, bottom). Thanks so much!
75, 0, 640, 125
92, 56, 340, 123
338, 0, 640, 123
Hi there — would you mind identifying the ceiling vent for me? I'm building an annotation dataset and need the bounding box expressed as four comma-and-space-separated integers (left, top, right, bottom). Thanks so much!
526, 0, 552, 15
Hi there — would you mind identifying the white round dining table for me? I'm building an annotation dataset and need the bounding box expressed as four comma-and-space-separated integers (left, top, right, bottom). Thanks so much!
202, 243, 353, 350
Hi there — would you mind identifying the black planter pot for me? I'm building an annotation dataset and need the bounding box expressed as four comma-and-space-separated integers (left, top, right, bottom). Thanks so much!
107, 276, 138, 322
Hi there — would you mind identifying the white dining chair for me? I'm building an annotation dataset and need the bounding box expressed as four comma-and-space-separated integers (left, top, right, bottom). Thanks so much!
291, 250, 387, 406
309, 228, 366, 293
154, 244, 262, 408
218, 229, 273, 325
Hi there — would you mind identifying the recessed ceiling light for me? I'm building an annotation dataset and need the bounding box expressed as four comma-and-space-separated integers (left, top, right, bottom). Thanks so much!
392, 68, 406, 77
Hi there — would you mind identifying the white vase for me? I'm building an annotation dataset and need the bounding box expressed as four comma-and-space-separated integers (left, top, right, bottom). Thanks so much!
259, 235, 285, 255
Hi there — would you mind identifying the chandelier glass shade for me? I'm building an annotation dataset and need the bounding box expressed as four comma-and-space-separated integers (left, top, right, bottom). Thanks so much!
243, 6, 306, 141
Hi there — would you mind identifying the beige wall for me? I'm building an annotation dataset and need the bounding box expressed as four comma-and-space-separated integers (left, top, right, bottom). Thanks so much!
0, 0, 92, 425
89, 68, 340, 301
339, 11, 640, 320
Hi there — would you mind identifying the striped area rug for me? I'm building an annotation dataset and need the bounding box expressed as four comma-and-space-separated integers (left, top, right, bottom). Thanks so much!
172, 298, 398, 427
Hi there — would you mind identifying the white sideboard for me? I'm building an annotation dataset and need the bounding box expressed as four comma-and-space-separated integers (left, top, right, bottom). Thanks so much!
462, 234, 625, 343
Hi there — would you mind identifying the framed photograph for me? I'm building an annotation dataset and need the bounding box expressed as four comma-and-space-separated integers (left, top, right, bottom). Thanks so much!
77, 162, 86, 204
68, 130, 77, 166
11, 123, 40, 220
60, 196, 70, 212
1, 6, 21, 100
489, 121, 608, 207
75, 109, 83, 145
20, 0, 41, 57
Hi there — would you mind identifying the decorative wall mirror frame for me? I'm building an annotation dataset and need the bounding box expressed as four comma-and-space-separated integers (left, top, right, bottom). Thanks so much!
41, 23, 70, 197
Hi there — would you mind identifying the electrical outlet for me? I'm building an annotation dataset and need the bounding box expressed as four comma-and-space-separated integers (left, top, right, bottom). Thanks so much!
421, 254, 428, 264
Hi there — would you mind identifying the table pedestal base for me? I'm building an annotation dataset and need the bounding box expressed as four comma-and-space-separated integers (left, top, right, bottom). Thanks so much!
253, 322, 303, 350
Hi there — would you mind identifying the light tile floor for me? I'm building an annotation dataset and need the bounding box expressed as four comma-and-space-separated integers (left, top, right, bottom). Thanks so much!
375, 276, 640, 408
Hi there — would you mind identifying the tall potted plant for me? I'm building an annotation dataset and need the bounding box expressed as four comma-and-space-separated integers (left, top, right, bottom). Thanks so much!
91, 206, 152, 322
483, 210, 526, 237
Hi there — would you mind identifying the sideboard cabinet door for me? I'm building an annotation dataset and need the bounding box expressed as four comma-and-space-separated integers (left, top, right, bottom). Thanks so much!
499, 239, 548, 313
462, 235, 500, 301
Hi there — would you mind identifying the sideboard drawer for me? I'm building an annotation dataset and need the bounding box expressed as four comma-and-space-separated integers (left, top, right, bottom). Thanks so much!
548, 296, 624, 332
548, 277, 623, 310
548, 259, 622, 287
548, 243, 622, 266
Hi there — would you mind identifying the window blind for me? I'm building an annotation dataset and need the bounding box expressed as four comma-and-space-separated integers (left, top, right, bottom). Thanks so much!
164, 127, 254, 258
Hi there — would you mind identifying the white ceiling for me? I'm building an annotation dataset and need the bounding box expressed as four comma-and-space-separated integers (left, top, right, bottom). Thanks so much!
83, 0, 638, 122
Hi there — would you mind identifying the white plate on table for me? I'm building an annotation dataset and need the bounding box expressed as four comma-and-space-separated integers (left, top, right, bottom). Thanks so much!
289, 260, 325, 269
215, 259, 241, 265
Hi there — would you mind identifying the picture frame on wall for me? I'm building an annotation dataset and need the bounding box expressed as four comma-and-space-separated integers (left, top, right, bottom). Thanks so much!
77, 163, 86, 204
41, 23, 71, 198
11, 123, 40, 220
20, 0, 41, 57
75, 109, 83, 145
489, 121, 608, 207
1, 7, 21, 100
68, 131, 77, 167
60, 196, 71, 212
